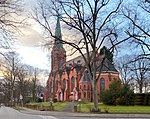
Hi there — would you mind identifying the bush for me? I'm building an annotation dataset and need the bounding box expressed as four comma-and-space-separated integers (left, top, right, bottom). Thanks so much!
101, 80, 135, 105
117, 85, 135, 105
101, 90, 113, 105
101, 80, 121, 105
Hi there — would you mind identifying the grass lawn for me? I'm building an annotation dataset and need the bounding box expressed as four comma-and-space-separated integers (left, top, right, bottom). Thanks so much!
26, 102, 150, 113
26, 102, 68, 111
78, 103, 150, 113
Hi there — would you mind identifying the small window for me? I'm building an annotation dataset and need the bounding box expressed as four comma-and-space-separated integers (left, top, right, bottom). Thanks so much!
63, 79, 66, 90
71, 77, 75, 91
56, 80, 59, 92
77, 60, 81, 64
88, 92, 90, 98
84, 85, 86, 90
84, 92, 86, 98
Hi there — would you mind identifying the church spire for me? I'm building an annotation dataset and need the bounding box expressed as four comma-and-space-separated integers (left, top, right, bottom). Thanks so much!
54, 17, 63, 48
51, 16, 66, 71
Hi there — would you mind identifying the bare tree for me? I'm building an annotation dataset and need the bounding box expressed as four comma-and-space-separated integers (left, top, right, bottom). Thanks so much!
131, 58, 150, 93
1, 57, 44, 104
32, 0, 133, 111
115, 56, 133, 85
1, 52, 21, 105
15, 65, 30, 105
0, 0, 24, 58
27, 67, 41, 102
32, 68, 38, 102
122, 0, 150, 61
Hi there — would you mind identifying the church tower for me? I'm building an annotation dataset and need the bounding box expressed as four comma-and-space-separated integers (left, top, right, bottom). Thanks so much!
51, 17, 66, 71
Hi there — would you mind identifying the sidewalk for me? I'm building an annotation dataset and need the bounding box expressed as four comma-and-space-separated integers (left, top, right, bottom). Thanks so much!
20, 107, 150, 118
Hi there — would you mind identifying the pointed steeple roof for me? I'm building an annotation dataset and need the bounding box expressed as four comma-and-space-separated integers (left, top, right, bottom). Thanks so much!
54, 17, 63, 48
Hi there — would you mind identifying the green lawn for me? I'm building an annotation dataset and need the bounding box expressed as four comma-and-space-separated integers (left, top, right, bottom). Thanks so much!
26, 102, 150, 113
26, 102, 68, 111
78, 103, 150, 113
53, 102, 68, 110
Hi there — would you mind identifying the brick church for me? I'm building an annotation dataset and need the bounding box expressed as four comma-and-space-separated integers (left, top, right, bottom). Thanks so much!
44, 18, 120, 102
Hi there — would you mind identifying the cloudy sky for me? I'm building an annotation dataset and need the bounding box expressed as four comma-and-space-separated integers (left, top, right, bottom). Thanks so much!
14, 0, 146, 71
14, 0, 84, 70
13, 0, 50, 70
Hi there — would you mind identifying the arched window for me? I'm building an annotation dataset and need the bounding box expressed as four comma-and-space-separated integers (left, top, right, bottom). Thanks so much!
71, 77, 75, 91
84, 85, 86, 90
88, 92, 90, 98
84, 92, 86, 98
100, 78, 105, 92
63, 79, 66, 90
56, 80, 59, 92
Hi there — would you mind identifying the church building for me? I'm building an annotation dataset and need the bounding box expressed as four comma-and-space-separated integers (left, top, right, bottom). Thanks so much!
44, 18, 120, 102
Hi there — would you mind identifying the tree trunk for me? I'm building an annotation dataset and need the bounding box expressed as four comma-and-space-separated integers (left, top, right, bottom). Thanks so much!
139, 83, 143, 93
11, 89, 14, 106
139, 86, 143, 93
92, 81, 98, 112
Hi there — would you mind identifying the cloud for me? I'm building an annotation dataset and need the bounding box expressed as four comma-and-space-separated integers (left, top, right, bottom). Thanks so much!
17, 26, 44, 47
12, 16, 49, 69
16, 46, 50, 70
13, 17, 44, 47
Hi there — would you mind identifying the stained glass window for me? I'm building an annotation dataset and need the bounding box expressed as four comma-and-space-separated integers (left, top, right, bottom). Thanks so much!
100, 78, 105, 92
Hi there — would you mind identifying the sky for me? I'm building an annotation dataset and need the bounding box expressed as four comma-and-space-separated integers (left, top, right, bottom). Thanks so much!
16, 46, 50, 70
14, 0, 82, 70
13, 0, 115, 71
12, 0, 148, 71
13, 0, 50, 70
14, 25, 50, 70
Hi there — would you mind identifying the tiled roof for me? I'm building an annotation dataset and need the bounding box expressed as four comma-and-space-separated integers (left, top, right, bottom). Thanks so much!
97, 58, 118, 72
65, 54, 86, 66
65, 53, 118, 73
